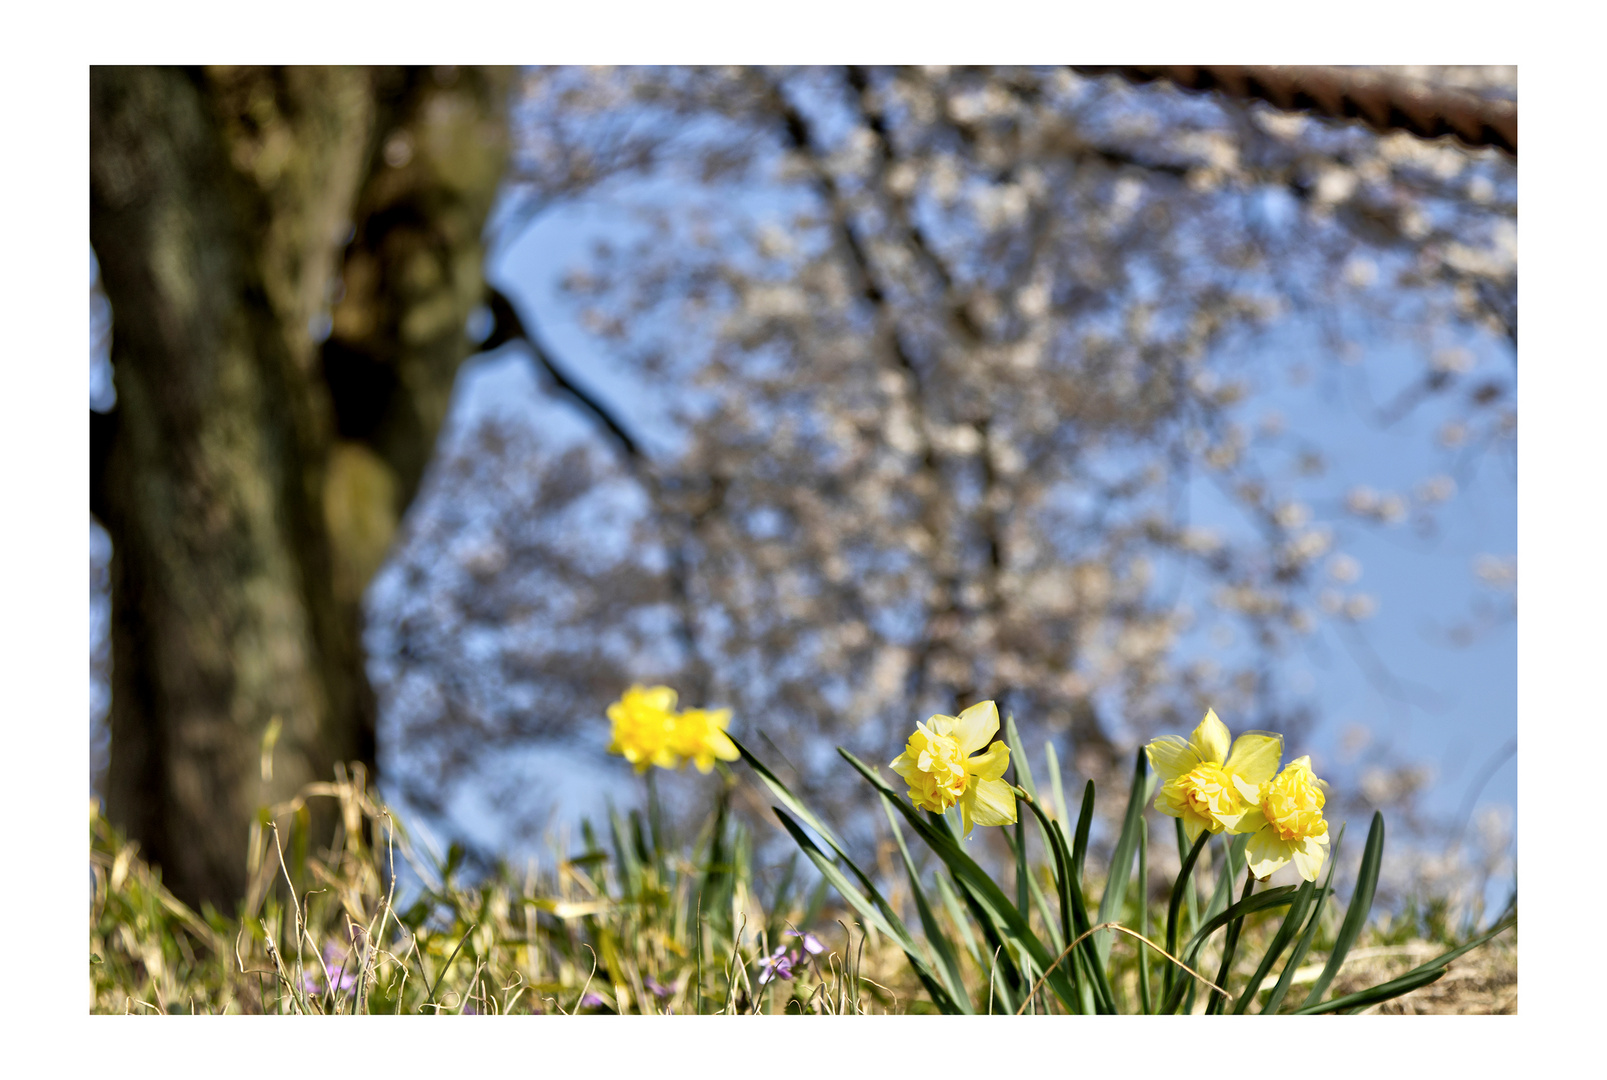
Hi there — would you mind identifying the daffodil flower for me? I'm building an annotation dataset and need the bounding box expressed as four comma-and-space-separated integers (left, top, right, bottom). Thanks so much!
1145, 709, 1282, 842
889, 700, 1018, 835
667, 706, 739, 773
1239, 755, 1331, 882
606, 684, 680, 773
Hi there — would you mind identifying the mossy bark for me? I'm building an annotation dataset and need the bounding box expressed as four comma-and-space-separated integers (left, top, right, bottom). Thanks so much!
90, 66, 510, 911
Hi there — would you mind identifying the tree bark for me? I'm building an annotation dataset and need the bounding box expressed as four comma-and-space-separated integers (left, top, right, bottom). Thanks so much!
90, 66, 510, 911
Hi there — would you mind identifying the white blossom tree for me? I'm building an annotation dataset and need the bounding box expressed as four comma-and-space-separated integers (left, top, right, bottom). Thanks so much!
368, 65, 1515, 871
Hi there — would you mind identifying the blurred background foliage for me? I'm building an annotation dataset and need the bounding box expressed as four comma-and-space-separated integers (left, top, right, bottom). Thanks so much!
90, 66, 1515, 922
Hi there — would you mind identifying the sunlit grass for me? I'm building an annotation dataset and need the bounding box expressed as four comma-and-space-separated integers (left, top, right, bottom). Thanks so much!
91, 765, 905, 1014
90, 755, 1513, 1014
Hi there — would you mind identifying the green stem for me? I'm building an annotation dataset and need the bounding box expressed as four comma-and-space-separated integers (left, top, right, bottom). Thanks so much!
1137, 817, 1152, 1014
1207, 870, 1256, 1013
645, 769, 665, 869
1163, 829, 1210, 1004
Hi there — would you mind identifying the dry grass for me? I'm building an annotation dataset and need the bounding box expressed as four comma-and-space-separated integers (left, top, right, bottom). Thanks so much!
1321, 937, 1517, 1014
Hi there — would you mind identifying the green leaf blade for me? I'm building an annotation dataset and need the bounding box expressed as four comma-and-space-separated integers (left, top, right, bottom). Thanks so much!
1096, 748, 1150, 965
1301, 811, 1384, 1009
1164, 829, 1210, 1004
1260, 820, 1344, 1014
881, 797, 973, 1012
1231, 876, 1315, 1014
838, 748, 1079, 1009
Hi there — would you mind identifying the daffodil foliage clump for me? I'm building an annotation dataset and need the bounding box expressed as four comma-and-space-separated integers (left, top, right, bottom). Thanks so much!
735, 700, 1515, 1015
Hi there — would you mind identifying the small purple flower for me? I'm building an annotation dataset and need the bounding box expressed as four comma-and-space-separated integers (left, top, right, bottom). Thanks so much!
302, 942, 358, 994
644, 976, 672, 998
791, 931, 825, 956
756, 946, 795, 986
323, 942, 358, 992
579, 992, 607, 1008
329, 946, 358, 991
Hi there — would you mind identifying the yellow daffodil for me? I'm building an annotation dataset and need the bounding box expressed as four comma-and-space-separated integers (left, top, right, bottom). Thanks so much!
606, 684, 680, 773
889, 700, 1018, 835
669, 707, 739, 773
1240, 755, 1331, 882
1145, 709, 1282, 842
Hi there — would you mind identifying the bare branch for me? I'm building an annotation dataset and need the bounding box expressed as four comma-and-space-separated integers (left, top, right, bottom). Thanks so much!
1075, 65, 1516, 156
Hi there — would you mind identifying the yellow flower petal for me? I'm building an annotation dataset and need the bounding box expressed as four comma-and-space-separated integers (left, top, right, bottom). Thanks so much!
1154, 780, 1186, 821
1225, 731, 1283, 787
606, 685, 680, 771
690, 736, 738, 773
967, 740, 1011, 782
1245, 828, 1296, 880
1231, 774, 1263, 804
1189, 708, 1231, 765
961, 777, 1018, 834
670, 707, 739, 772
1231, 803, 1267, 836
1145, 735, 1201, 783
891, 722, 967, 813
951, 700, 1000, 757
640, 685, 678, 712
1291, 834, 1330, 882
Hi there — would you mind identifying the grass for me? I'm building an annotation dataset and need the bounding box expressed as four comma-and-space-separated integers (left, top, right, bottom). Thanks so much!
89, 763, 1514, 1014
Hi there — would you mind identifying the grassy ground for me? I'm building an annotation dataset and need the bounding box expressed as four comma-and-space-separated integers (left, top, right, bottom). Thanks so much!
89, 767, 1514, 1014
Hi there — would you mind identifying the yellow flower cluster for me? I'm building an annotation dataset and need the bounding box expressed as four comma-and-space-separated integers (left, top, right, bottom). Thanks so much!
606, 685, 739, 774
890, 701, 1018, 836
1145, 709, 1331, 882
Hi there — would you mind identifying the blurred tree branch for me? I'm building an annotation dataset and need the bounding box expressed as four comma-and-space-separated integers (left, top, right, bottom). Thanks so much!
1073, 65, 1516, 156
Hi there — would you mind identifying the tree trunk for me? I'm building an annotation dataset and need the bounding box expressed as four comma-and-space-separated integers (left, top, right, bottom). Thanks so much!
90, 66, 510, 911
